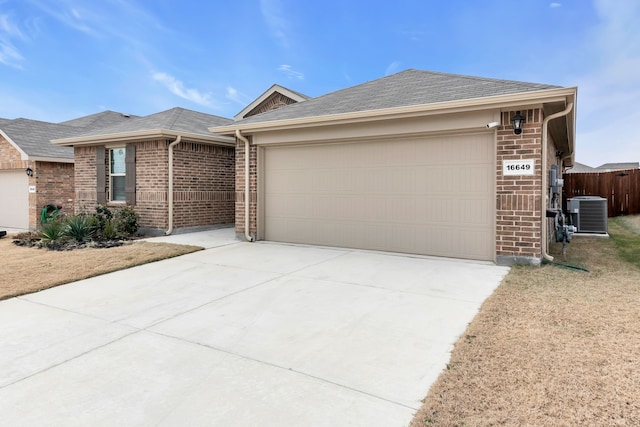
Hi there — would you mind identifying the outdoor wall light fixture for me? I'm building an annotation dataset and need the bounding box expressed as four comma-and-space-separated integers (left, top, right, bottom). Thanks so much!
511, 111, 525, 135
25, 167, 33, 177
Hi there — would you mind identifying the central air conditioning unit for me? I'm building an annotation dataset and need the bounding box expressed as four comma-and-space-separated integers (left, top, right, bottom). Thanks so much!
567, 196, 608, 234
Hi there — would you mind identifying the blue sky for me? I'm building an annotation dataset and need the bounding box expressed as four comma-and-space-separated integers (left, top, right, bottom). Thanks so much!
0, 0, 638, 166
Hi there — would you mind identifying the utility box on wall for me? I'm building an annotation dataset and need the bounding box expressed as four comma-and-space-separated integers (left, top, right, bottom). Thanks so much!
567, 196, 608, 234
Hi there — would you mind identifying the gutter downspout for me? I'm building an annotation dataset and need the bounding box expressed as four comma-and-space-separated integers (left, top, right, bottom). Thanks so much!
165, 135, 182, 235
235, 129, 254, 242
541, 102, 574, 262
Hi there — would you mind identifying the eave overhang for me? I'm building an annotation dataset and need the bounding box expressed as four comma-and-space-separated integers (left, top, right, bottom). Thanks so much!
211, 87, 578, 136
52, 129, 235, 147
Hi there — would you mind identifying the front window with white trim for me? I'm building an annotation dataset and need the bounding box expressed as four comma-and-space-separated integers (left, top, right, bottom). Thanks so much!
109, 147, 126, 202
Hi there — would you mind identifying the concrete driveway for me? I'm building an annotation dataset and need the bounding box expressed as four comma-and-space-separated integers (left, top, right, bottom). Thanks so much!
0, 228, 509, 426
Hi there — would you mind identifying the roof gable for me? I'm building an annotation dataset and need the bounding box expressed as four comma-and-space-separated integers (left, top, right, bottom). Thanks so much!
234, 84, 310, 121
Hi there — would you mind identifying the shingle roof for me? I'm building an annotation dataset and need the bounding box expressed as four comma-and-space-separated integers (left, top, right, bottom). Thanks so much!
60, 110, 140, 130
2, 108, 233, 159
565, 162, 597, 173
596, 162, 639, 171
70, 107, 232, 138
234, 69, 562, 125
1, 119, 77, 159
0, 111, 138, 160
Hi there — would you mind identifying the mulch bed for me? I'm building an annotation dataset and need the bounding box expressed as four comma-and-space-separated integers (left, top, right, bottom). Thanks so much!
12, 232, 130, 250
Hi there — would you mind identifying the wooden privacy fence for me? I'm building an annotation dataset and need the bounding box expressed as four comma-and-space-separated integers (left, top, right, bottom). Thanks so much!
563, 168, 640, 217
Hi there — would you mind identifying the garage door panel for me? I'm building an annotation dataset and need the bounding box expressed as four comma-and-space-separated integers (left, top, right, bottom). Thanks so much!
264, 134, 494, 260
0, 170, 29, 229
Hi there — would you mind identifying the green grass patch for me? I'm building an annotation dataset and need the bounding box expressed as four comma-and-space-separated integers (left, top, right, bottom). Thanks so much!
609, 216, 640, 270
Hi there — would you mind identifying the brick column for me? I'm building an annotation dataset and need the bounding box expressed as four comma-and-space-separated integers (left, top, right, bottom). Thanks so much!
74, 146, 98, 215
496, 109, 543, 265
33, 162, 74, 228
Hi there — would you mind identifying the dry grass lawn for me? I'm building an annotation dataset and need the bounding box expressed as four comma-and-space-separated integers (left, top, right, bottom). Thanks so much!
0, 236, 202, 300
411, 217, 640, 426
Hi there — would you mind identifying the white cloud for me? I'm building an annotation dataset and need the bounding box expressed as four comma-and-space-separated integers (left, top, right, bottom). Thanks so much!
402, 30, 426, 42
550, 2, 562, 8
152, 72, 216, 107
278, 64, 304, 80
225, 86, 252, 105
0, 40, 23, 67
30, 1, 96, 36
28, 0, 165, 46
0, 14, 26, 39
0, 14, 25, 68
260, 0, 290, 48
385, 61, 402, 76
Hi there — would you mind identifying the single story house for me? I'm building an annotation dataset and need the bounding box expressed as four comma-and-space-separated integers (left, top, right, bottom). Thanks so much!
51, 87, 308, 235
53, 108, 236, 235
0, 111, 134, 230
211, 69, 578, 265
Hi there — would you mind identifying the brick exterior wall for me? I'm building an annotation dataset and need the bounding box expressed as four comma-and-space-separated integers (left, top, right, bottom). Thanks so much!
132, 140, 169, 230
75, 139, 235, 233
74, 146, 99, 213
32, 162, 74, 228
235, 137, 258, 238
0, 136, 25, 168
171, 142, 235, 230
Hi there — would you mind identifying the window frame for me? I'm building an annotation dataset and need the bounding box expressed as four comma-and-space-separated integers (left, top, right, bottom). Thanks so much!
109, 147, 127, 203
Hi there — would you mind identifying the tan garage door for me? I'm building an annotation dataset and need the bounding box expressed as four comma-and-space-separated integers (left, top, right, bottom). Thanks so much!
0, 170, 29, 229
263, 133, 494, 260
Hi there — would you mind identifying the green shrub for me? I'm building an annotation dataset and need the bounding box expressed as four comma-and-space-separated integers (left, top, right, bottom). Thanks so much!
94, 205, 113, 233
114, 206, 140, 236
39, 220, 66, 243
102, 219, 117, 239
65, 215, 96, 242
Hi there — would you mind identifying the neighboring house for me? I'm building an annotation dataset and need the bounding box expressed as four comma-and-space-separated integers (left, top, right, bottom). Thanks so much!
0, 111, 134, 230
594, 162, 639, 172
565, 162, 597, 173
211, 69, 578, 265
53, 108, 238, 235
566, 161, 639, 173
48, 88, 307, 235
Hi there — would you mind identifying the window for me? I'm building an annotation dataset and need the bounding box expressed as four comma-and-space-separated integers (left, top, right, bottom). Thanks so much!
110, 148, 126, 202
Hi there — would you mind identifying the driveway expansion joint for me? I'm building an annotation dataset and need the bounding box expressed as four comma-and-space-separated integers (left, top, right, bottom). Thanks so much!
147, 329, 420, 411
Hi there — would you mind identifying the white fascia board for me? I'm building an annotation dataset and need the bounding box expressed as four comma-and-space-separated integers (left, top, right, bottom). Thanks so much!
52, 129, 235, 147
30, 157, 75, 163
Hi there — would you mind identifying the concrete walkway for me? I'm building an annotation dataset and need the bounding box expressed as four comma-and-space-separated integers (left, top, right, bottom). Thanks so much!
0, 229, 509, 426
